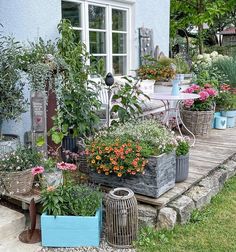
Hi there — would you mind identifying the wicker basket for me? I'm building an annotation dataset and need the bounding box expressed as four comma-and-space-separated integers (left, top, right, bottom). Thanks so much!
181, 109, 214, 135
0, 168, 34, 194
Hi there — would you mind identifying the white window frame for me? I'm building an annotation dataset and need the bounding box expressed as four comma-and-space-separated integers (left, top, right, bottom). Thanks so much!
62, 0, 134, 76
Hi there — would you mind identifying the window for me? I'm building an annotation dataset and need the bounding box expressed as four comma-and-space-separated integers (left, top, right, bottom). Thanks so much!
62, 0, 131, 76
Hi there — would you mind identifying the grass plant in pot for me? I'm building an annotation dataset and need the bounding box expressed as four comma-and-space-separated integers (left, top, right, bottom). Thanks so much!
0, 32, 28, 155
39, 163, 103, 247
0, 147, 42, 194
173, 54, 191, 81
175, 137, 190, 182
87, 119, 177, 198
181, 83, 218, 135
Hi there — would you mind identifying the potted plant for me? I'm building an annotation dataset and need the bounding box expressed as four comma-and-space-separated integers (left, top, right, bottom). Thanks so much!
0, 147, 42, 194
0, 33, 28, 154
173, 54, 191, 81
39, 163, 103, 247
181, 83, 218, 135
87, 119, 177, 198
137, 56, 176, 94
175, 137, 190, 182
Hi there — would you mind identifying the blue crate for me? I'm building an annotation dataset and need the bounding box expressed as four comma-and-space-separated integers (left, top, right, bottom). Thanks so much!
41, 207, 102, 247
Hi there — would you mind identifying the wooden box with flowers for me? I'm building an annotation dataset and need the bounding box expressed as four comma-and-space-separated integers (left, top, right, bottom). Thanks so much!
87, 120, 177, 198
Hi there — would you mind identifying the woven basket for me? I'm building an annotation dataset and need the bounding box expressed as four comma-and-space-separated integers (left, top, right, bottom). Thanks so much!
1, 168, 34, 194
181, 110, 214, 135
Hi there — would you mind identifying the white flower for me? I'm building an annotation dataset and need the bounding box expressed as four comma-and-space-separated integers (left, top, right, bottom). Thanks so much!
197, 54, 203, 60
210, 51, 218, 58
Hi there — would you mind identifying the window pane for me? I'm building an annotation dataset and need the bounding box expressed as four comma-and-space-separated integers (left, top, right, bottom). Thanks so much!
90, 56, 107, 75
112, 9, 127, 31
89, 5, 106, 29
113, 56, 127, 75
112, 33, 127, 54
62, 1, 81, 27
89, 31, 106, 54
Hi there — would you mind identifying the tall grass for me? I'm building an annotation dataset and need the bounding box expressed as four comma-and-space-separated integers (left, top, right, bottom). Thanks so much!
213, 57, 236, 86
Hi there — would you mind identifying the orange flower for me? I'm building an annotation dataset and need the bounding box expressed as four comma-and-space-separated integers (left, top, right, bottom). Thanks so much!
131, 171, 136, 175
120, 166, 124, 170
97, 170, 101, 174
105, 147, 109, 151
105, 172, 109, 175
96, 155, 101, 160
47, 186, 55, 192
113, 166, 119, 171
117, 173, 122, 177
91, 159, 96, 164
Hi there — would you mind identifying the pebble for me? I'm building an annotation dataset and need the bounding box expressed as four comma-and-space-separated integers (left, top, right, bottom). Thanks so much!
39, 239, 136, 252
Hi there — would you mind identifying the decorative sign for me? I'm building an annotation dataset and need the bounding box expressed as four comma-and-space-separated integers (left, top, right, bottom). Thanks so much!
139, 27, 154, 65
31, 92, 47, 156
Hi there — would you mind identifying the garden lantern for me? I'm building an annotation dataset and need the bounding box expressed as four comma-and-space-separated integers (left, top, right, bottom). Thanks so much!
105, 187, 138, 248
104, 72, 114, 127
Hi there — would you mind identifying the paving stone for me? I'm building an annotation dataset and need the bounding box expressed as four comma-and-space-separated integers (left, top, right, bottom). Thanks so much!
157, 207, 177, 230
168, 195, 195, 224
198, 176, 220, 197
138, 203, 157, 227
223, 160, 236, 179
185, 186, 211, 209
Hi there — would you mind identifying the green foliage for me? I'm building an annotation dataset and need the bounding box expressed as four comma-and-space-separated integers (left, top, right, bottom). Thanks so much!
0, 33, 28, 129
176, 138, 190, 156
205, 45, 236, 57
41, 157, 57, 173
49, 19, 101, 143
111, 77, 145, 124
41, 183, 102, 216
0, 147, 42, 172
173, 54, 190, 74
213, 57, 236, 86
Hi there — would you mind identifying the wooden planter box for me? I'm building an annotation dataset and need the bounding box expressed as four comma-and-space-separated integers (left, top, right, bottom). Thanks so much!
41, 207, 102, 247
89, 152, 176, 198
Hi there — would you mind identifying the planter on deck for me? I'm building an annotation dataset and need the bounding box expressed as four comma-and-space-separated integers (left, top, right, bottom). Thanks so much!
89, 152, 176, 198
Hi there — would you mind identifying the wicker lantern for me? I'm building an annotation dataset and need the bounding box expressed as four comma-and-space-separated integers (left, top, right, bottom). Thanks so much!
106, 187, 138, 248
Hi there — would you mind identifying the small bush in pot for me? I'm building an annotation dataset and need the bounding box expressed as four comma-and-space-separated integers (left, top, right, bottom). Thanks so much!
175, 137, 190, 182
0, 147, 42, 194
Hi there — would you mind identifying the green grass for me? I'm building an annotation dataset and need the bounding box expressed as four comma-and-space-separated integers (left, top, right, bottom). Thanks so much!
135, 175, 236, 252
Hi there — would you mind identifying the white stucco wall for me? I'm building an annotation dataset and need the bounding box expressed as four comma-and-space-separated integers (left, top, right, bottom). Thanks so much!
0, 0, 61, 141
133, 0, 170, 69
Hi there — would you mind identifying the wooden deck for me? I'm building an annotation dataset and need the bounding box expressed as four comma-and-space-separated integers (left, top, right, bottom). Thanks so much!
136, 128, 236, 207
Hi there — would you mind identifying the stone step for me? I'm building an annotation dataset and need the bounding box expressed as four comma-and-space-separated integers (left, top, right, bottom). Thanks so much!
0, 205, 25, 241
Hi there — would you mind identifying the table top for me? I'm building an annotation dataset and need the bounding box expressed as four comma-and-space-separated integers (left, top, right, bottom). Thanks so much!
149, 92, 200, 101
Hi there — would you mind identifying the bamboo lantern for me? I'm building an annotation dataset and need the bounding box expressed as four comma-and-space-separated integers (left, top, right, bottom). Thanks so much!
105, 187, 138, 248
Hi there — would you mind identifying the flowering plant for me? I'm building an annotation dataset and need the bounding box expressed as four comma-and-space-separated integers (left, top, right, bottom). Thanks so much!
137, 56, 176, 81
87, 120, 177, 177
182, 84, 218, 111
215, 84, 236, 111
175, 137, 190, 156
87, 137, 151, 177
0, 147, 42, 172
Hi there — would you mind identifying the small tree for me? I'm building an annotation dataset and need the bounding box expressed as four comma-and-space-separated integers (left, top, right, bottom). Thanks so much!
0, 32, 28, 137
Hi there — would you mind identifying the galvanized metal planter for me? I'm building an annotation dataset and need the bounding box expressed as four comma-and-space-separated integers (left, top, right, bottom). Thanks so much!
0, 134, 20, 157
176, 154, 189, 183
89, 152, 176, 198
41, 207, 102, 247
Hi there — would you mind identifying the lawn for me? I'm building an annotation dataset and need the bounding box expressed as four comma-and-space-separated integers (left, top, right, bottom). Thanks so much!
135, 175, 236, 252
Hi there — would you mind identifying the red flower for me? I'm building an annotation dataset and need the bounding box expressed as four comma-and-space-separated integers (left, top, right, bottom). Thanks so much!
32, 166, 44, 176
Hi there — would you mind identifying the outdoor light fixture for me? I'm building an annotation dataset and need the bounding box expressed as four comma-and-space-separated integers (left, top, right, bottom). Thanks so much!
104, 72, 114, 127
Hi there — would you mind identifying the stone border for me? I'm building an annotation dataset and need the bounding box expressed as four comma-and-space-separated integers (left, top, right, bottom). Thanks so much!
138, 153, 236, 229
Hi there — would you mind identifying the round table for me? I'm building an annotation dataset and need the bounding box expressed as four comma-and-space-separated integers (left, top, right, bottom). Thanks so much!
149, 93, 200, 146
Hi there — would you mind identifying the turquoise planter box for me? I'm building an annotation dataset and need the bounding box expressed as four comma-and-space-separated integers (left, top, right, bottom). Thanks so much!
212, 112, 221, 128
221, 110, 236, 117
41, 207, 102, 247
215, 116, 227, 129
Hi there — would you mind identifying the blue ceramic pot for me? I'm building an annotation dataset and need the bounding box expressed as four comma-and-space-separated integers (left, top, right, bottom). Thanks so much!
215, 116, 227, 130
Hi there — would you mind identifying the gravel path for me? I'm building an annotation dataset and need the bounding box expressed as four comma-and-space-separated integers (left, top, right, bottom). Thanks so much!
40, 239, 136, 252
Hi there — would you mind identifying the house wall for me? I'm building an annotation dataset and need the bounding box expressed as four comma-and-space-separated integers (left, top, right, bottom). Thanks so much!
134, 0, 170, 68
0, 0, 170, 141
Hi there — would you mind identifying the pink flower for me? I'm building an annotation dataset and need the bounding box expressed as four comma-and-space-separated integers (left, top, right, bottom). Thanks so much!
204, 83, 212, 88
183, 99, 194, 108
199, 91, 209, 101
57, 162, 77, 171
184, 87, 194, 93
32, 166, 44, 176
191, 84, 201, 91
205, 88, 217, 96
